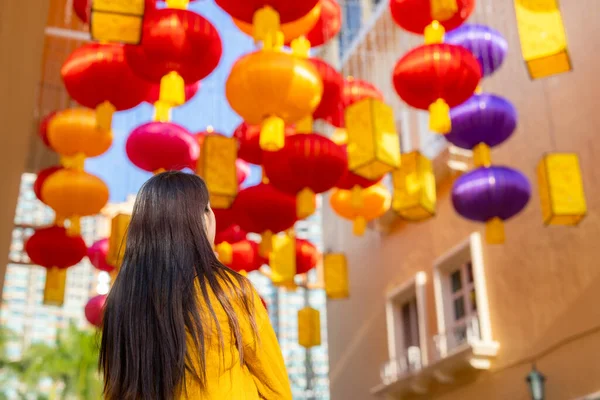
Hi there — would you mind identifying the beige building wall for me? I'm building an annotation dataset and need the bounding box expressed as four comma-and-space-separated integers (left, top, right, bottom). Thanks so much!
325, 1, 600, 400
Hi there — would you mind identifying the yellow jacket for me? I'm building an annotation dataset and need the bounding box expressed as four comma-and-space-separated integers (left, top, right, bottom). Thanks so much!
179, 277, 293, 399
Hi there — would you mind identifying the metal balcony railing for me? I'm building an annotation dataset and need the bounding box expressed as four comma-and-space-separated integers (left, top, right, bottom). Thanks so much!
432, 315, 482, 361
379, 346, 423, 385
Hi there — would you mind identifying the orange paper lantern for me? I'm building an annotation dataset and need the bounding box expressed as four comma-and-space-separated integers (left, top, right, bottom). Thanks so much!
330, 182, 391, 235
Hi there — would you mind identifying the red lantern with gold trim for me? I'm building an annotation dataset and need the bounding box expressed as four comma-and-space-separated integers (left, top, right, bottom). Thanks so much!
217, 239, 266, 273
393, 43, 481, 134
309, 58, 343, 121
216, 224, 247, 245
233, 122, 295, 165
125, 9, 222, 84
326, 78, 384, 128
25, 226, 87, 269
214, 207, 243, 238
215, 0, 320, 24
390, 0, 475, 37
303, 0, 342, 47
263, 133, 347, 218
295, 238, 318, 274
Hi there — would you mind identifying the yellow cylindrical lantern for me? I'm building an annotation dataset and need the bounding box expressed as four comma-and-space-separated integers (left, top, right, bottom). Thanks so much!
269, 232, 296, 287
345, 98, 401, 180
324, 253, 349, 299
107, 213, 131, 268
43, 268, 67, 306
298, 307, 321, 348
391, 151, 436, 221
197, 135, 239, 209
514, 0, 571, 79
537, 153, 587, 225
90, 0, 145, 44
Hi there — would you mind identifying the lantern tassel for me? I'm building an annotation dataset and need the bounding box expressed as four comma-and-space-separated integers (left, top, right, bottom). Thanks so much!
154, 101, 172, 122
485, 217, 505, 244
296, 115, 313, 134
160, 72, 185, 107
430, 0, 458, 22
297, 188, 316, 219
60, 153, 86, 171
351, 185, 364, 209
96, 101, 115, 131
216, 242, 233, 264
165, 0, 189, 9
43, 267, 67, 306
429, 98, 451, 134
259, 230, 273, 257
424, 20, 445, 44
353, 216, 367, 236
260, 116, 285, 151
254, 6, 284, 50
154, 168, 166, 175
473, 143, 492, 168
291, 36, 311, 58
67, 216, 81, 237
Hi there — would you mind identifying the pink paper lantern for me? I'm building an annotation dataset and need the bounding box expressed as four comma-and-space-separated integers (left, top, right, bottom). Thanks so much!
87, 238, 116, 273
85, 294, 107, 328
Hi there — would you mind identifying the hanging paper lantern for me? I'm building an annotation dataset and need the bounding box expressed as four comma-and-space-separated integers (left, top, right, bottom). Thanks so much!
62, 43, 154, 114
323, 253, 348, 299
309, 58, 344, 121
269, 232, 297, 287
48, 108, 113, 162
42, 169, 110, 233
226, 50, 323, 151
145, 81, 200, 105
514, 0, 571, 79
392, 151, 437, 221
126, 122, 199, 174
236, 160, 251, 185
197, 134, 239, 209
326, 78, 384, 128
215, 0, 320, 24
233, 122, 295, 165
335, 145, 380, 210
389, 0, 475, 42
215, 224, 247, 245
124, 9, 222, 84
33, 166, 63, 203
85, 294, 107, 328
298, 307, 321, 348
393, 43, 482, 134
263, 133, 347, 218
295, 239, 319, 274
232, 183, 299, 253
25, 226, 87, 268
88, 238, 116, 273
195, 130, 254, 183
302, 0, 342, 47
73, 0, 91, 23
233, 2, 321, 43
445, 24, 508, 77
216, 239, 266, 273
446, 94, 518, 167
452, 166, 531, 244
39, 111, 58, 148
106, 213, 131, 269
537, 153, 587, 226
330, 182, 391, 236
213, 206, 239, 236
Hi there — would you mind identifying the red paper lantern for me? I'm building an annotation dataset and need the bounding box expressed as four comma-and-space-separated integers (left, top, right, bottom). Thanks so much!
309, 58, 343, 121
125, 8, 222, 84
87, 238, 115, 273
215, 224, 247, 245
85, 294, 107, 328
34, 166, 63, 203
262, 133, 347, 217
295, 238, 318, 274
39, 111, 58, 148
393, 43, 481, 132
126, 122, 200, 173
233, 122, 295, 165
303, 0, 342, 47
390, 0, 475, 35
214, 207, 240, 236
25, 226, 87, 269
326, 78, 384, 128
61, 43, 153, 111
221, 239, 266, 273
145, 81, 200, 105
215, 0, 320, 24
232, 183, 298, 235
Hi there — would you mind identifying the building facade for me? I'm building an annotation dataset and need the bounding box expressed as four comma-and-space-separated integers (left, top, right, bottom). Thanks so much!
324, 1, 600, 400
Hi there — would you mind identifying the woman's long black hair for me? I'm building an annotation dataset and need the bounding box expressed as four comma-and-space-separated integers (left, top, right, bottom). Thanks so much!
100, 171, 257, 399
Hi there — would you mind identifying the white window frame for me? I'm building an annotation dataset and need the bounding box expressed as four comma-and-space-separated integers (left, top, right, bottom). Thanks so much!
433, 233, 494, 358
385, 272, 429, 368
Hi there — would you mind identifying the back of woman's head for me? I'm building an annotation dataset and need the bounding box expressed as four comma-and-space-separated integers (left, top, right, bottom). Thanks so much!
100, 171, 255, 400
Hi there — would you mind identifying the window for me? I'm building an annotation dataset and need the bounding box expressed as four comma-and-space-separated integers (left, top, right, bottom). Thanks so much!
433, 233, 494, 360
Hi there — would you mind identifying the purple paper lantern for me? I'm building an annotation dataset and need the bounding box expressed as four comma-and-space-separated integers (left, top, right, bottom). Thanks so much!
445, 24, 508, 77
452, 166, 531, 243
446, 93, 517, 149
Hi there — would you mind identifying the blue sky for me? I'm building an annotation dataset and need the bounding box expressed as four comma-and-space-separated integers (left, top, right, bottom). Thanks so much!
86, 1, 262, 202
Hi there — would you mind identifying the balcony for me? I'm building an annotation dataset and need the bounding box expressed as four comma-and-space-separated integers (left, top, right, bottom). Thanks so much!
371, 316, 499, 398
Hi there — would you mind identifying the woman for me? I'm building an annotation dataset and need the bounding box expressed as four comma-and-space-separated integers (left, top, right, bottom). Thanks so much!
100, 171, 292, 400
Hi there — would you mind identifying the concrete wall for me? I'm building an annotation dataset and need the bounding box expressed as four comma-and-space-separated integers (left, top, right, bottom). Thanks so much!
0, 0, 50, 298
325, 1, 600, 399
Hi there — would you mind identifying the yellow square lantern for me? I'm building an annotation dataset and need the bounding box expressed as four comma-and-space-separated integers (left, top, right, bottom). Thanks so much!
298, 307, 321, 348
345, 98, 401, 180
537, 153, 587, 225
197, 135, 239, 209
324, 253, 349, 299
106, 213, 131, 268
90, 0, 145, 45
514, 0, 571, 79
391, 151, 436, 221
269, 232, 296, 288
43, 268, 68, 306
